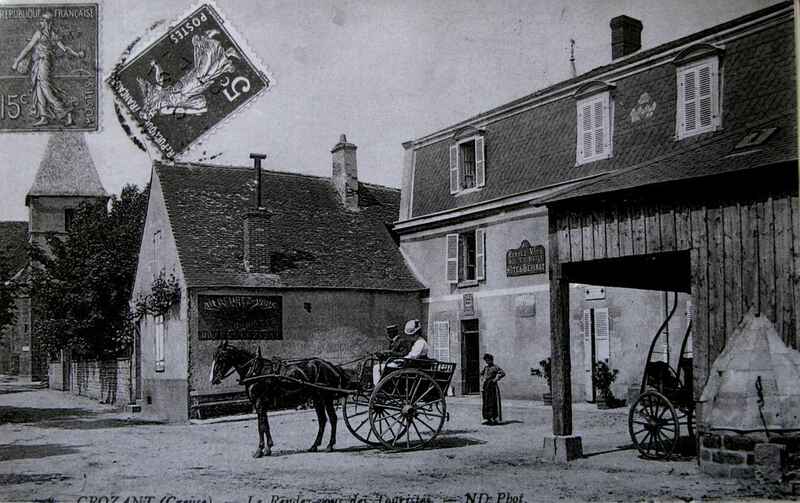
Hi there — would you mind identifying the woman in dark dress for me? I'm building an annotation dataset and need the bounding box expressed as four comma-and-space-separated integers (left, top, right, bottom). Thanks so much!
481, 353, 505, 425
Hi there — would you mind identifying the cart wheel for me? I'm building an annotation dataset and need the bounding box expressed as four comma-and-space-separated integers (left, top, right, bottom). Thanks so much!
342, 390, 382, 446
678, 405, 695, 439
368, 369, 446, 451
628, 390, 679, 460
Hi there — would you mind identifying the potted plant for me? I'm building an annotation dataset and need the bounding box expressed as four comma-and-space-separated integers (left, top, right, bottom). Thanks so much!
593, 360, 619, 409
531, 357, 552, 405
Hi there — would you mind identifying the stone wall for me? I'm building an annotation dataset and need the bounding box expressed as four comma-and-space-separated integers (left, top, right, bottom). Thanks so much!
700, 432, 800, 480
68, 359, 132, 406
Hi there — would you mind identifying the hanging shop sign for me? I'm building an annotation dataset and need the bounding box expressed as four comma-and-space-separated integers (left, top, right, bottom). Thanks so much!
506, 240, 546, 276
198, 295, 282, 340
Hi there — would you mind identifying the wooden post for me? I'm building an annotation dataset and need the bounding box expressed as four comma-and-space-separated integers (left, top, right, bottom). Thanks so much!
549, 216, 572, 436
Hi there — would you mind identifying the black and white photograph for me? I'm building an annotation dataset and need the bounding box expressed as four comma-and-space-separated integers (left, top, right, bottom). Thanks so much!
0, 0, 798, 501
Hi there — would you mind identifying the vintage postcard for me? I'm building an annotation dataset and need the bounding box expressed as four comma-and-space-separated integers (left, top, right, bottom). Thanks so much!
108, 3, 271, 159
0, 4, 99, 132
0, 1, 798, 502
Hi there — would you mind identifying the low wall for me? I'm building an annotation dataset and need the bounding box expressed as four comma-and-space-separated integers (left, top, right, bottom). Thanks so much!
68, 359, 132, 406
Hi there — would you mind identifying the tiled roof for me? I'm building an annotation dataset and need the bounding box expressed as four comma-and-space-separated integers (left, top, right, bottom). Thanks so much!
26, 133, 107, 203
541, 112, 797, 204
0, 221, 29, 277
410, 2, 795, 218
156, 162, 426, 291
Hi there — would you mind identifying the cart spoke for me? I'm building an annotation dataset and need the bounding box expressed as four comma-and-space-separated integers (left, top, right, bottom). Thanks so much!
415, 415, 438, 434
412, 384, 436, 406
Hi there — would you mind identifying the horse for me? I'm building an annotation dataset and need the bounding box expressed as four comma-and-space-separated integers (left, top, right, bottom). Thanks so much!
210, 341, 353, 457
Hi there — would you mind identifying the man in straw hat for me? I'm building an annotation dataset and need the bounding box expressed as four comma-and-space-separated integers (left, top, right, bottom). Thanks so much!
372, 319, 429, 384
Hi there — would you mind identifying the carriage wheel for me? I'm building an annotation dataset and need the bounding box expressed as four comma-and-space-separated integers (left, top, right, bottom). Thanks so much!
368, 369, 446, 451
628, 390, 679, 460
342, 390, 382, 446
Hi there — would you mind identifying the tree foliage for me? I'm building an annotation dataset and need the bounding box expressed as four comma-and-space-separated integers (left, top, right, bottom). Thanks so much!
0, 252, 21, 333
30, 184, 149, 359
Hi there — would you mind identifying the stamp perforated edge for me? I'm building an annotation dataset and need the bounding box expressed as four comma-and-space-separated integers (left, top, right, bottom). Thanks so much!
0, 2, 101, 134
105, 0, 276, 162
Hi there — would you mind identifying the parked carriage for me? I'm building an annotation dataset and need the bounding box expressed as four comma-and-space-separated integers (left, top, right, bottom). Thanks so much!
628, 292, 695, 460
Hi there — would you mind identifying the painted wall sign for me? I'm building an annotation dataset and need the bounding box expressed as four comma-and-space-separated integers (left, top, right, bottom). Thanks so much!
198, 295, 282, 340
506, 240, 546, 276
629, 92, 657, 123
462, 293, 475, 317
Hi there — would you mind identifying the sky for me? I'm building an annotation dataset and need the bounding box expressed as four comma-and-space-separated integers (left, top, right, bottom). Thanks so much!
0, 0, 785, 221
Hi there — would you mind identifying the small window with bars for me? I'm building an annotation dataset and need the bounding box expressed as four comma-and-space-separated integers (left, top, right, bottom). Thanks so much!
576, 92, 613, 165
676, 56, 720, 139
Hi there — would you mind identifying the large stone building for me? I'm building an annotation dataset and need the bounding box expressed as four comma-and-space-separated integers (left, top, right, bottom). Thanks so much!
0, 133, 107, 381
131, 136, 427, 422
394, 2, 794, 403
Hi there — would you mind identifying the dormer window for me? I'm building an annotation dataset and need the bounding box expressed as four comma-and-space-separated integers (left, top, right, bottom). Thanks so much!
574, 81, 614, 166
673, 45, 723, 140
449, 128, 485, 194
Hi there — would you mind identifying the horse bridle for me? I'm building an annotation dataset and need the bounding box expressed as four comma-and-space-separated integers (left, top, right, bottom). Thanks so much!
217, 354, 259, 382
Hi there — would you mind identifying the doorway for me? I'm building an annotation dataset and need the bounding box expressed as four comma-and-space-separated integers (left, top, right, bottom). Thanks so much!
461, 319, 480, 394
582, 307, 610, 402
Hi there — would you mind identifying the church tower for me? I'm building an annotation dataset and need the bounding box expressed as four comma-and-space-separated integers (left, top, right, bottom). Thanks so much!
26, 133, 108, 255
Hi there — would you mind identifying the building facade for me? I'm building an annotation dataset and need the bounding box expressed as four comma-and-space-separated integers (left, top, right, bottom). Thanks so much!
131, 136, 427, 422
395, 2, 793, 402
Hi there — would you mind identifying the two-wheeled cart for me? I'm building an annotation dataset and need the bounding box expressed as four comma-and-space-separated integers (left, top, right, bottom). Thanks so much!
342, 356, 456, 450
628, 292, 695, 459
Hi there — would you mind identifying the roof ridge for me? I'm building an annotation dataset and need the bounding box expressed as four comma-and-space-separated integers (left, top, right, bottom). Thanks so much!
158, 161, 332, 181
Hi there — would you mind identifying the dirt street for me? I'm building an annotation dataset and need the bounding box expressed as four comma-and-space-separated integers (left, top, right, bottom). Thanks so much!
0, 386, 775, 503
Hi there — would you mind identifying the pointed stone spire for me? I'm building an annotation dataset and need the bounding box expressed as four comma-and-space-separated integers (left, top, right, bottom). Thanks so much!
25, 133, 107, 206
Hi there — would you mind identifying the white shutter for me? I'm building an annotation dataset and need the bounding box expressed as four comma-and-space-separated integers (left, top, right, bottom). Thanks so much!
593, 99, 604, 156
602, 95, 612, 155
683, 68, 698, 133
449, 145, 459, 194
697, 64, 713, 128
594, 308, 610, 363
432, 321, 451, 362
446, 233, 459, 283
582, 309, 594, 401
475, 228, 485, 281
581, 103, 592, 159
155, 315, 165, 371
475, 136, 485, 187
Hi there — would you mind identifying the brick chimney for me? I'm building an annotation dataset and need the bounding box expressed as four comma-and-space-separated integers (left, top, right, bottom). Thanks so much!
244, 153, 271, 273
331, 134, 358, 210
610, 15, 642, 60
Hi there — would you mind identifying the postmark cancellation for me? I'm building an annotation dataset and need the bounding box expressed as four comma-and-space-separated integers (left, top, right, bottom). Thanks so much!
108, 3, 271, 159
0, 4, 99, 132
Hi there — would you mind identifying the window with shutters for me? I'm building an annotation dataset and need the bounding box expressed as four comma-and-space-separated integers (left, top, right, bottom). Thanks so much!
445, 228, 486, 285
576, 92, 613, 165
449, 135, 485, 194
676, 56, 720, 139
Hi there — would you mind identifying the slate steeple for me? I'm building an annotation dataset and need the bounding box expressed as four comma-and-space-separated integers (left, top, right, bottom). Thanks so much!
25, 133, 107, 253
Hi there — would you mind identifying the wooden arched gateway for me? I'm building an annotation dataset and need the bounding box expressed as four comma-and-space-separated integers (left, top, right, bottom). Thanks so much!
541, 140, 798, 458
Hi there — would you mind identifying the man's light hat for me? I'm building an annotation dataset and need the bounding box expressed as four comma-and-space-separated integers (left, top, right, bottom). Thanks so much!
404, 319, 421, 335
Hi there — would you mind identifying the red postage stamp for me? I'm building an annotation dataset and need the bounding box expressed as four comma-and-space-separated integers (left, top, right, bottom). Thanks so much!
107, 3, 271, 159
0, 4, 99, 132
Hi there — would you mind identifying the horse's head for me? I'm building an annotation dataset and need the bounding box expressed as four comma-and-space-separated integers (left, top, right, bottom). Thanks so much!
210, 340, 238, 385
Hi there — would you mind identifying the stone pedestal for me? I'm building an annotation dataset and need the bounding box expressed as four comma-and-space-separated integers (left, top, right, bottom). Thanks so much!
542, 435, 583, 462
